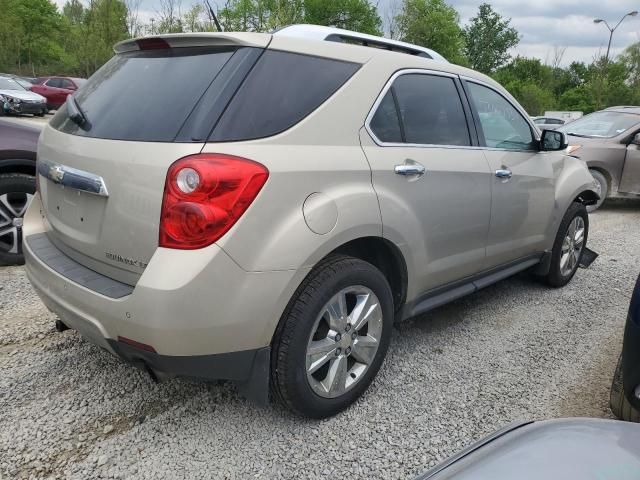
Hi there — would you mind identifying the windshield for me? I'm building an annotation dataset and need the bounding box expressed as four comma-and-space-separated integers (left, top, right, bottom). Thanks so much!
558, 111, 640, 138
0, 77, 26, 91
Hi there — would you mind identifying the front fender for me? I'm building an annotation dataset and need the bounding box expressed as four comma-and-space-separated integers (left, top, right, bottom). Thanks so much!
549, 155, 599, 245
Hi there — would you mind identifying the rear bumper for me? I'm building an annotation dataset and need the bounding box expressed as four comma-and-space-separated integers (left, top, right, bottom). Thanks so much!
23, 194, 307, 388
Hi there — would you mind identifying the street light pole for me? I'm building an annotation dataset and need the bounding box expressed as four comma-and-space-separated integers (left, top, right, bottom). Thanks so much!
594, 11, 638, 63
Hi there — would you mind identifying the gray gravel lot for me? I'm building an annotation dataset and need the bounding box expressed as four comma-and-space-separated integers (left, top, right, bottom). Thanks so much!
2, 201, 640, 479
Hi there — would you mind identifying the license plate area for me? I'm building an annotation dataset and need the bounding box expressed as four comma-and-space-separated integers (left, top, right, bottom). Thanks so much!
42, 180, 106, 242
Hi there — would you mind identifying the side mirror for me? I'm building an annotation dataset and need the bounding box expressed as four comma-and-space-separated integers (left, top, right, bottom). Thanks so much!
540, 129, 568, 151
632, 133, 640, 146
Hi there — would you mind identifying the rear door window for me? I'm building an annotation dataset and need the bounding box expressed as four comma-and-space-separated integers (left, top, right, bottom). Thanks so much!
51, 47, 244, 142
46, 78, 63, 88
210, 51, 360, 142
369, 73, 471, 146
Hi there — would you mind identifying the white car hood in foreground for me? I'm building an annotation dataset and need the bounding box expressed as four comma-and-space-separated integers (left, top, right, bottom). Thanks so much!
0, 89, 46, 102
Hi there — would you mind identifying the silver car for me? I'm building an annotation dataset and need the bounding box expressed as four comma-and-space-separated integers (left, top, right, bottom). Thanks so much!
416, 418, 640, 480
24, 27, 599, 418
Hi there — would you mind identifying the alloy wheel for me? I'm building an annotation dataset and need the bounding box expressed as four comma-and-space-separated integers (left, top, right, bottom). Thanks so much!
559, 216, 585, 277
305, 286, 383, 399
0, 192, 33, 255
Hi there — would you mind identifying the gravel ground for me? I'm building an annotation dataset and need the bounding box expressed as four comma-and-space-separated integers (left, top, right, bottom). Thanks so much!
2, 201, 640, 480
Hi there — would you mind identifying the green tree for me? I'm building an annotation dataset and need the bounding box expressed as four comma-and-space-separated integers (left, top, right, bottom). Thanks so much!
463, 3, 519, 74
620, 42, 640, 88
218, 0, 380, 33
304, 0, 381, 34
395, 0, 466, 64
0, 0, 24, 72
15, 0, 62, 74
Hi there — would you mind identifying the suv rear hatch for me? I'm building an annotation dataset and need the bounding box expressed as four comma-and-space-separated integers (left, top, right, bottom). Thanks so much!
38, 34, 270, 285
37, 33, 361, 286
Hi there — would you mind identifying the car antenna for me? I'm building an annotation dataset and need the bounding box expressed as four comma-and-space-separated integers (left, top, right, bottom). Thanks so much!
204, 0, 223, 32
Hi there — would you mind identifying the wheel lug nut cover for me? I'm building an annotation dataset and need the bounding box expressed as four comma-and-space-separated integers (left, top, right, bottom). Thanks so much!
335, 333, 341, 342
335, 348, 341, 356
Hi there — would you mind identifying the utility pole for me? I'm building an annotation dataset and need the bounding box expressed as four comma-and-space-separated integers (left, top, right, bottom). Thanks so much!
594, 11, 638, 63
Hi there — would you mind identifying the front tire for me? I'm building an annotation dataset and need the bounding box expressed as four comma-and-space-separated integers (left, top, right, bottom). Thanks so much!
610, 355, 640, 422
0, 173, 36, 266
544, 202, 588, 288
271, 255, 394, 418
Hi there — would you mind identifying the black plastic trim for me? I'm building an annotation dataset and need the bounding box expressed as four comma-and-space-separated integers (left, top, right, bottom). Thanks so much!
26, 233, 134, 299
108, 340, 271, 404
401, 254, 542, 320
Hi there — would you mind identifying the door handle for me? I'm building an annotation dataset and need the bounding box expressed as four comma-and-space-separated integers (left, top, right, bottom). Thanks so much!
495, 168, 513, 180
395, 161, 426, 177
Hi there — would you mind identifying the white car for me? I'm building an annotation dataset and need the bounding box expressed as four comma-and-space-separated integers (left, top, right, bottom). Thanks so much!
0, 76, 47, 116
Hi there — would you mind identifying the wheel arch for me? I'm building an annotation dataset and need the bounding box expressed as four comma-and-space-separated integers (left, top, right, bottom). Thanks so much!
0, 158, 36, 177
330, 236, 408, 314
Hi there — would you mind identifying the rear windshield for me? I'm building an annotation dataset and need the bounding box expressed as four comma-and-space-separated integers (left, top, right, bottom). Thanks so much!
51, 47, 239, 142
558, 111, 640, 138
51, 46, 360, 143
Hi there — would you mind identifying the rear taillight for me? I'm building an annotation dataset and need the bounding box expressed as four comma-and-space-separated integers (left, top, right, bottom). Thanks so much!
159, 154, 269, 249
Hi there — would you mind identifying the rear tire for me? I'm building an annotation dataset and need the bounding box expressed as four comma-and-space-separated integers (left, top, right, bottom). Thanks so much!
544, 202, 588, 288
0, 173, 36, 266
271, 255, 394, 418
588, 170, 608, 212
610, 355, 640, 422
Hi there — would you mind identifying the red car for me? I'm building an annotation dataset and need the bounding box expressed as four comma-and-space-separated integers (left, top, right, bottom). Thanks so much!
30, 76, 86, 110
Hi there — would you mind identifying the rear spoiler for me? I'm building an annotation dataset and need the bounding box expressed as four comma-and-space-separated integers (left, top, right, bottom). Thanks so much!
114, 32, 272, 53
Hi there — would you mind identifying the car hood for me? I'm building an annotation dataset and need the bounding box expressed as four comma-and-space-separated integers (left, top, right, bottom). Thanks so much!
564, 133, 617, 145
0, 89, 46, 102
416, 418, 640, 480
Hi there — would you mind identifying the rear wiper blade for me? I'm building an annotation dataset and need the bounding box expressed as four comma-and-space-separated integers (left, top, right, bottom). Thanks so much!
66, 94, 88, 128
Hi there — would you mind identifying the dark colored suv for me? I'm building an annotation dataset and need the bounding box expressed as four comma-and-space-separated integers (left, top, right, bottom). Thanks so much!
611, 273, 640, 422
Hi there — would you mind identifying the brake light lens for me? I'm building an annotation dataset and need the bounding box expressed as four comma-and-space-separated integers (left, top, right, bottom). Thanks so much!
159, 154, 269, 249
136, 38, 170, 50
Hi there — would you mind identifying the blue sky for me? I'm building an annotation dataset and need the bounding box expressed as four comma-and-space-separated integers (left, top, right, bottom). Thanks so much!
53, 0, 640, 65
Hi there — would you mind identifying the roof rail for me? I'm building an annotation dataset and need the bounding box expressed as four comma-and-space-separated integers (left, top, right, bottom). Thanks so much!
273, 24, 448, 63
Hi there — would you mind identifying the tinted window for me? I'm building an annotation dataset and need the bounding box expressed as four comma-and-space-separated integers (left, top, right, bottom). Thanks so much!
557, 111, 640, 138
210, 51, 359, 142
61, 79, 75, 89
467, 82, 534, 150
392, 74, 470, 146
370, 90, 402, 143
46, 78, 63, 88
51, 47, 240, 142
